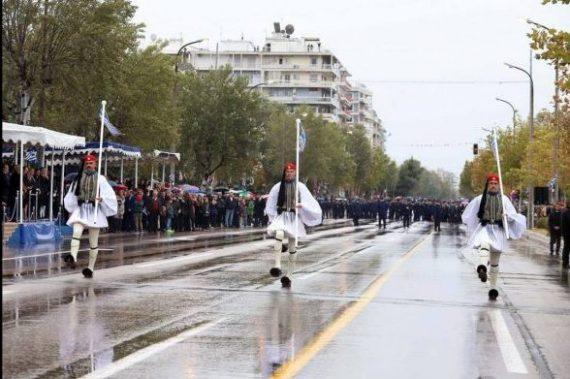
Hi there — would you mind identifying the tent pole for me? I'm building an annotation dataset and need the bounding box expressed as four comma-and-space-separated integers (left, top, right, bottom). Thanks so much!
49, 152, 54, 221
60, 151, 66, 219
134, 157, 138, 189
120, 157, 124, 183
19, 141, 24, 224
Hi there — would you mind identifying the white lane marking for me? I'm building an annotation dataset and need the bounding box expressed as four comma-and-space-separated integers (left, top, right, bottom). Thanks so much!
488, 309, 528, 374
82, 319, 222, 379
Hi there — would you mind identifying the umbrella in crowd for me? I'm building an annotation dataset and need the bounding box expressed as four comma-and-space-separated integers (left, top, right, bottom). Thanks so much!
179, 184, 201, 193
64, 172, 78, 182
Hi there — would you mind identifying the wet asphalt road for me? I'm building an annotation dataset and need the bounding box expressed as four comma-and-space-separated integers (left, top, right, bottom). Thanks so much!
2, 221, 569, 379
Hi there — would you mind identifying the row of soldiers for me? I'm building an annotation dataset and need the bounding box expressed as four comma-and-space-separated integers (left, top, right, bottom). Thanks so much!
319, 197, 466, 230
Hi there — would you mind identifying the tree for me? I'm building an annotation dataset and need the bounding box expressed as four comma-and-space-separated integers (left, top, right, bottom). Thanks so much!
2, 0, 141, 126
178, 67, 265, 182
346, 125, 372, 194
528, 0, 570, 107
459, 161, 475, 198
396, 158, 423, 196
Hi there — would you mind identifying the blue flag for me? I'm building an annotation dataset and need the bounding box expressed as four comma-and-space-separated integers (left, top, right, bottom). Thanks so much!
25, 149, 38, 163
99, 106, 122, 136
299, 126, 307, 152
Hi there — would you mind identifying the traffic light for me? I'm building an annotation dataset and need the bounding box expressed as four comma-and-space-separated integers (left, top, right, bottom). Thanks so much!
473, 143, 479, 155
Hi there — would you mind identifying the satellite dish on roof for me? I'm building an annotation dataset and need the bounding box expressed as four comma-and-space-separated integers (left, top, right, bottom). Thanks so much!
285, 24, 294, 36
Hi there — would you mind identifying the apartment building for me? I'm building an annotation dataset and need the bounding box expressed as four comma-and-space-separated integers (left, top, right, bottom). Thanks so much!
350, 82, 384, 148
175, 23, 383, 147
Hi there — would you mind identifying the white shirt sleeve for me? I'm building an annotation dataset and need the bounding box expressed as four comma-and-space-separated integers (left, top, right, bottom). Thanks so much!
298, 183, 322, 227
264, 183, 281, 221
503, 194, 526, 239
98, 175, 118, 217
461, 195, 482, 237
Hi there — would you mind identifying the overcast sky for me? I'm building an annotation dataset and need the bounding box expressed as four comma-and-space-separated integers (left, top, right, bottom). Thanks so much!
132, 0, 568, 178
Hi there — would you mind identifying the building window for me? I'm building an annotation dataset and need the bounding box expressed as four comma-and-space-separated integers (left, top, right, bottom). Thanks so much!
310, 74, 318, 82
283, 74, 290, 82
279, 57, 283, 65
311, 57, 317, 65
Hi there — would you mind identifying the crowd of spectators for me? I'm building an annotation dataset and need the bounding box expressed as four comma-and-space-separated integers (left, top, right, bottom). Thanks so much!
107, 183, 269, 234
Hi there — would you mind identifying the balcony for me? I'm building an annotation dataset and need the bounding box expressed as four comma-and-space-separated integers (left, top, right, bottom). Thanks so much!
264, 80, 339, 90
265, 95, 340, 109
262, 63, 341, 77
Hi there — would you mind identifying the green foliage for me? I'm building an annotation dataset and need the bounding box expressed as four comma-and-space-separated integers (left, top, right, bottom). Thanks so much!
346, 125, 372, 193
459, 161, 475, 198
178, 67, 265, 181
528, 1, 570, 107
396, 158, 424, 196
2, 0, 142, 127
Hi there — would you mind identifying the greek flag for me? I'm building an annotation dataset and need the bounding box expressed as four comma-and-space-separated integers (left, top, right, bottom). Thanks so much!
25, 149, 38, 163
99, 106, 122, 136
299, 126, 307, 152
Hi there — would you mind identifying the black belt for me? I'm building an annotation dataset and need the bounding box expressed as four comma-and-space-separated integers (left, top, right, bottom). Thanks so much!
78, 199, 96, 206
481, 219, 503, 227
278, 208, 296, 214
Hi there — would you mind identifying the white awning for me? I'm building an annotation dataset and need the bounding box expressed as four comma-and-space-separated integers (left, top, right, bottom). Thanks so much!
2, 122, 85, 149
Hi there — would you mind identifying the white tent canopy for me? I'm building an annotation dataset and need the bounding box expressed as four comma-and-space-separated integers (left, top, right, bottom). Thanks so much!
2, 122, 85, 149
2, 122, 86, 223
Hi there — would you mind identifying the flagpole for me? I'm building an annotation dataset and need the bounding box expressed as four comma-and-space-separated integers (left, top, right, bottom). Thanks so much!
94, 100, 106, 224
493, 128, 510, 239
295, 118, 301, 249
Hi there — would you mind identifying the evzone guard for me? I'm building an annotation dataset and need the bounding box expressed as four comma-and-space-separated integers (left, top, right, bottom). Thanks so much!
461, 173, 526, 300
265, 162, 322, 288
63, 154, 117, 278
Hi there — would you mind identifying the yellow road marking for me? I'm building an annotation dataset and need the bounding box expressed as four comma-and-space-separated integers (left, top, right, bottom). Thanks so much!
271, 232, 431, 379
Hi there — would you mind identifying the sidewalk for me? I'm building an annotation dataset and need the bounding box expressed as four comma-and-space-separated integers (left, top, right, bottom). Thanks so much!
525, 228, 549, 245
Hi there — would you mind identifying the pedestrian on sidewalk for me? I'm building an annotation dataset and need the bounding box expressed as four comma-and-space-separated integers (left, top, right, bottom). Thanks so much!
561, 200, 570, 269
133, 189, 144, 234
225, 194, 237, 228
548, 202, 563, 255
461, 173, 527, 300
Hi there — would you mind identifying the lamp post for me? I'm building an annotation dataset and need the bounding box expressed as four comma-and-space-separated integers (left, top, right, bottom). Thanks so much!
505, 62, 534, 228
527, 18, 561, 203
175, 38, 207, 73
172, 38, 207, 183
495, 97, 517, 135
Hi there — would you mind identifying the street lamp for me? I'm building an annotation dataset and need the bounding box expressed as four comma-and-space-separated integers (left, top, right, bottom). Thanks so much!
505, 62, 534, 228
527, 18, 561, 203
175, 38, 207, 73
495, 97, 517, 135
247, 80, 278, 91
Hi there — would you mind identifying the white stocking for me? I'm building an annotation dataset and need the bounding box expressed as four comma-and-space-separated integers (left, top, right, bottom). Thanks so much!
478, 242, 491, 268
489, 251, 501, 288
71, 223, 85, 261
273, 230, 284, 269
285, 236, 297, 277
87, 228, 100, 271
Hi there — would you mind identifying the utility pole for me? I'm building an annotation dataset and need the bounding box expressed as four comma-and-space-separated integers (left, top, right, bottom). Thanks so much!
173, 38, 207, 183
527, 19, 561, 203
